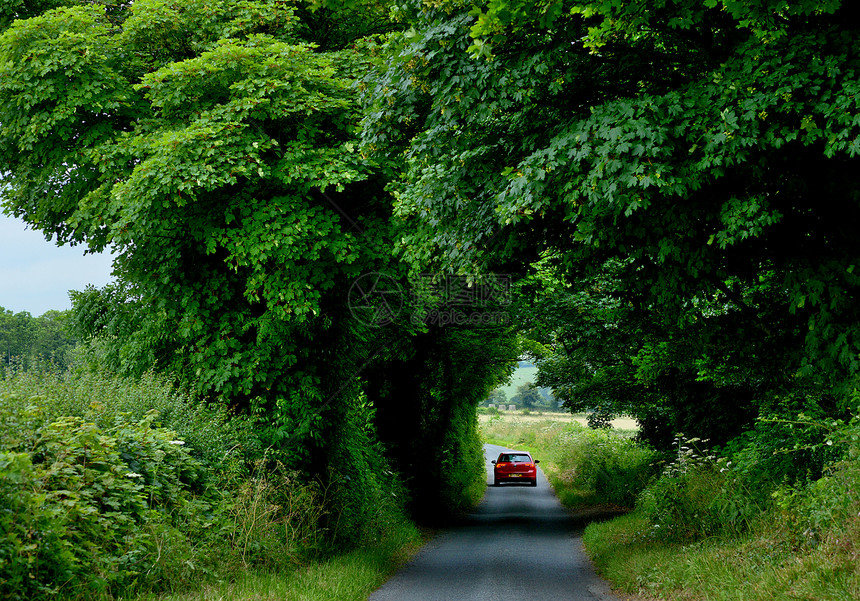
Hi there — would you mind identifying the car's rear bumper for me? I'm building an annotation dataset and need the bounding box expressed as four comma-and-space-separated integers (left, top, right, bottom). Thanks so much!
493, 473, 537, 485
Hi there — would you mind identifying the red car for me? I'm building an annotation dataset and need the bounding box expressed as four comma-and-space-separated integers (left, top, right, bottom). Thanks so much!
492, 451, 539, 487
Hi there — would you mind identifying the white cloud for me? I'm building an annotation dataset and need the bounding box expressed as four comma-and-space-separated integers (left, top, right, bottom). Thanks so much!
0, 214, 114, 316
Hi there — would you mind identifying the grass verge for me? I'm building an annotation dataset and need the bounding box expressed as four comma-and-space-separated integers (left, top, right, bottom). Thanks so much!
582, 428, 860, 601
584, 514, 860, 601
131, 526, 427, 601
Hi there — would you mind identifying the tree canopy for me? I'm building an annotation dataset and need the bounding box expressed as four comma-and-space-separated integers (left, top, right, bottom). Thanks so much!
362, 0, 860, 445
0, 0, 518, 529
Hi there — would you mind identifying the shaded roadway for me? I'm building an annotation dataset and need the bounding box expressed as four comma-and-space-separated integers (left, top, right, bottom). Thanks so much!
369, 444, 639, 601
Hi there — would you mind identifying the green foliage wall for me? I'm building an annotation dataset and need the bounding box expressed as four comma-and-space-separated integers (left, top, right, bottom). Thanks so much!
0, 358, 417, 599
362, 0, 860, 446
0, 369, 252, 599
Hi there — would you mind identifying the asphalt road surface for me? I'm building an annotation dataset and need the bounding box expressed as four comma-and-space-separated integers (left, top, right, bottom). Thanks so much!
369, 444, 634, 601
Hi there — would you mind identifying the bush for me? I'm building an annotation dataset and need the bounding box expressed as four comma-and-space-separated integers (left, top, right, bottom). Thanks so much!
721, 401, 846, 496
635, 413, 857, 545
406, 399, 486, 523
0, 450, 76, 601
637, 435, 764, 542
637, 467, 738, 542
0, 365, 281, 600
0, 360, 421, 600
770, 416, 860, 549
584, 413, 860, 601
218, 460, 327, 570
321, 396, 413, 551
548, 424, 658, 508
0, 395, 218, 599
0, 359, 259, 470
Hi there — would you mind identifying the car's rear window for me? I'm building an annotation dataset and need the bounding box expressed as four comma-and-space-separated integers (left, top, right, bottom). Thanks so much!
500, 454, 531, 463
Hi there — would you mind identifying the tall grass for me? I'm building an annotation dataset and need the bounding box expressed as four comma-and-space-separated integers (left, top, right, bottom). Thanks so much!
0, 358, 421, 601
0, 359, 257, 469
133, 527, 425, 601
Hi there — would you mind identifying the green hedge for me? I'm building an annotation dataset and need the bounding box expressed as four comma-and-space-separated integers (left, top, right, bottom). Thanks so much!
0, 364, 273, 600
0, 396, 221, 599
0, 358, 417, 600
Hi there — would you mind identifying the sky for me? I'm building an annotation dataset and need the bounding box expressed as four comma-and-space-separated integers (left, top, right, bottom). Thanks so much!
0, 213, 115, 316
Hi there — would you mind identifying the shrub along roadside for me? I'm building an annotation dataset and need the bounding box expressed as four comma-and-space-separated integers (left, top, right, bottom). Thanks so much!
0, 395, 229, 599
583, 415, 860, 600
0, 359, 259, 470
0, 361, 421, 601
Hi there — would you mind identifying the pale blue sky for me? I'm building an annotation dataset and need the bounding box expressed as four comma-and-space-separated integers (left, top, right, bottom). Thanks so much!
0, 213, 114, 316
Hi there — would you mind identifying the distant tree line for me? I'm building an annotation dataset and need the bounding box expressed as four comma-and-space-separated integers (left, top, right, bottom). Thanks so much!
486, 382, 556, 409
0, 307, 76, 371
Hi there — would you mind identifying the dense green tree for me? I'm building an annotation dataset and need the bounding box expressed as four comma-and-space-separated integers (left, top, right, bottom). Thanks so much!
362, 0, 860, 446
0, 1, 397, 478
0, 0, 518, 532
486, 387, 507, 406
512, 381, 542, 409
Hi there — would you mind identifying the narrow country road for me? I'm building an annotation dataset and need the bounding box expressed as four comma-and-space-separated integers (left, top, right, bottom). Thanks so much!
369, 444, 637, 601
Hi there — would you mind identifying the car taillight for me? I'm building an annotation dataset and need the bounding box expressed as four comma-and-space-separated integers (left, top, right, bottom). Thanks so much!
496, 462, 510, 468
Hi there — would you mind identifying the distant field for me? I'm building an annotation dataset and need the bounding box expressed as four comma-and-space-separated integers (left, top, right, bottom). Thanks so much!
494, 363, 543, 401
478, 411, 638, 431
